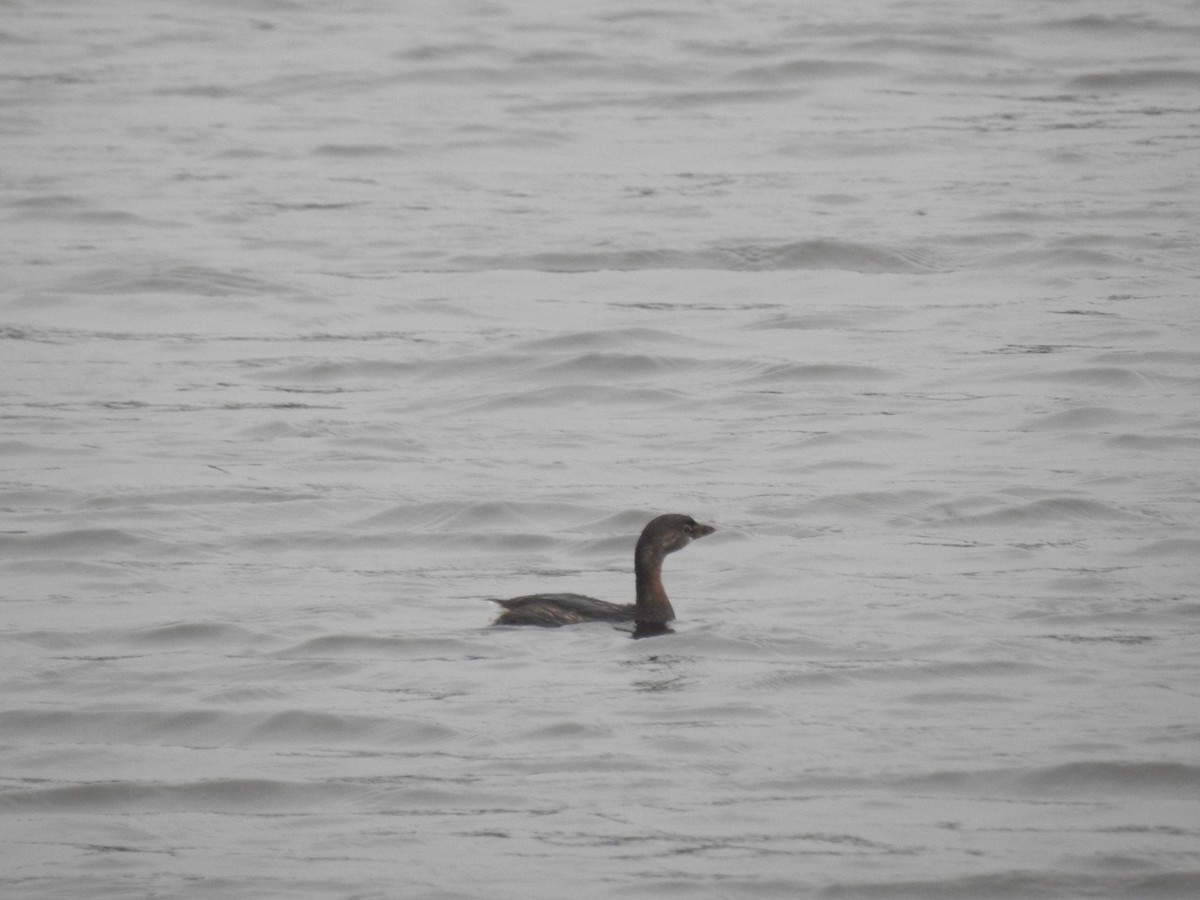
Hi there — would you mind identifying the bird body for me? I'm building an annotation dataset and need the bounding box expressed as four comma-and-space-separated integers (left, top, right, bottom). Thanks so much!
491, 514, 714, 628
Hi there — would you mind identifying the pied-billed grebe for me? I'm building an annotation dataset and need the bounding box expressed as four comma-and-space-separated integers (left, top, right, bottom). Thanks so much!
491, 513, 714, 629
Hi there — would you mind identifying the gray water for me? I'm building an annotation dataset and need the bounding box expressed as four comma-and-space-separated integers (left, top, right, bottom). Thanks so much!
2, 1, 1199, 897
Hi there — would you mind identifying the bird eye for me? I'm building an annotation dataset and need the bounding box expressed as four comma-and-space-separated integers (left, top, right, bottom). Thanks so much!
683, 523, 694, 535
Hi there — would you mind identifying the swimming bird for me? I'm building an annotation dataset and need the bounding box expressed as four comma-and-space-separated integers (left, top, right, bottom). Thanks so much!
491, 513, 714, 632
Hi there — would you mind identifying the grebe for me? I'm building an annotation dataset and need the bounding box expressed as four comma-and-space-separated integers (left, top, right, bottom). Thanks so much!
491, 513, 714, 631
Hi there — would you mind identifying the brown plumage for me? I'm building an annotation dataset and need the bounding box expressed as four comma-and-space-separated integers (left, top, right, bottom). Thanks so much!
491, 513, 714, 629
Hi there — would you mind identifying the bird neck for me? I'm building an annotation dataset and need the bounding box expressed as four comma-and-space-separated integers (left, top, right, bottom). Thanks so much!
634, 545, 675, 624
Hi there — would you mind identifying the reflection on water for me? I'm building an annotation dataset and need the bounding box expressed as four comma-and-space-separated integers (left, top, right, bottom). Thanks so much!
632, 623, 675, 641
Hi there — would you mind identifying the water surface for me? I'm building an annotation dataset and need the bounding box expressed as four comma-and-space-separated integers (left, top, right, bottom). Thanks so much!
2, 1, 1199, 897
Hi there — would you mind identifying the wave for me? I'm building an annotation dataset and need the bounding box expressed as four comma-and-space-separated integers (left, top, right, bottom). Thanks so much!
812, 760, 1200, 799
743, 313, 856, 331
246, 709, 457, 745
514, 326, 697, 353
1016, 761, 1200, 796
79, 487, 323, 509
1108, 433, 1200, 452
819, 869, 1200, 900
743, 657, 1038, 693
248, 359, 419, 383
2, 559, 128, 581
533, 351, 681, 378
730, 58, 891, 83
931, 495, 1146, 527
1128, 538, 1200, 559
738, 362, 892, 385
1044, 14, 1170, 33
8, 193, 151, 225
351, 499, 601, 532
0, 706, 461, 751
1070, 69, 1200, 91
55, 264, 291, 298
450, 240, 935, 273
981, 245, 1136, 270
1021, 405, 1145, 430
1014, 367, 1152, 388
790, 489, 945, 519
0, 439, 93, 456
457, 383, 685, 411
274, 633, 488, 661
0, 777, 352, 814
1093, 349, 1200, 367
0, 528, 165, 558
0, 773, 545, 824
128, 621, 266, 648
